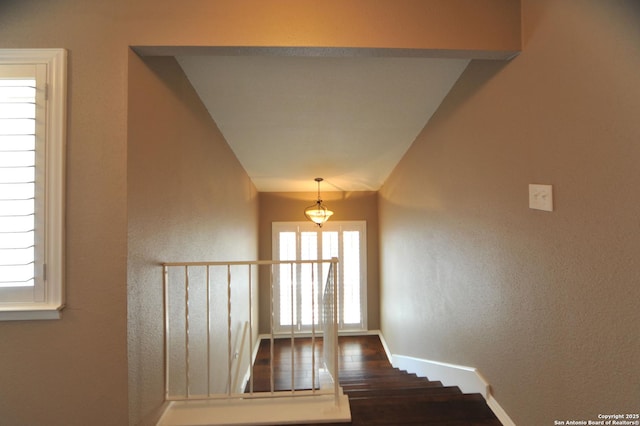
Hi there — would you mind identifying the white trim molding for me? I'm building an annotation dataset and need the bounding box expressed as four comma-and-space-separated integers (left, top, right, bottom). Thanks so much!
391, 354, 516, 426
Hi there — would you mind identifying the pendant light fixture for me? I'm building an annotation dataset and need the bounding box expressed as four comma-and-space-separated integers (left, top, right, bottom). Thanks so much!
304, 177, 334, 227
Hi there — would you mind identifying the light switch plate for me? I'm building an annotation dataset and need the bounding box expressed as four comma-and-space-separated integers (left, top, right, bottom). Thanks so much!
529, 184, 553, 211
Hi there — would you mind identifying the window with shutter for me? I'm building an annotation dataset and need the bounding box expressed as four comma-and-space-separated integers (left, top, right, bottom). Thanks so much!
0, 49, 66, 320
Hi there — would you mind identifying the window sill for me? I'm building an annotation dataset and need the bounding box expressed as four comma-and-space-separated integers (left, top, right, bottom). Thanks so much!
0, 304, 64, 321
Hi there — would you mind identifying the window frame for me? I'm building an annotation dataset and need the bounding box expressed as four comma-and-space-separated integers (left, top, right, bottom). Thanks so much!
0, 48, 67, 321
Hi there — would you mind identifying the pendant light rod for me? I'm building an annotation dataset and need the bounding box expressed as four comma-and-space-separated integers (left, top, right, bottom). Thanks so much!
315, 177, 323, 201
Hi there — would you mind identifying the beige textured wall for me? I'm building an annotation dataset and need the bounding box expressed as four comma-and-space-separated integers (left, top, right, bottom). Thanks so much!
259, 191, 379, 333
379, 1, 640, 424
0, 3, 131, 425
127, 54, 259, 425
0, 0, 519, 424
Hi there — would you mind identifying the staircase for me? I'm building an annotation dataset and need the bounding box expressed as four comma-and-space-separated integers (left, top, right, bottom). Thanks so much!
331, 367, 502, 425
253, 335, 502, 425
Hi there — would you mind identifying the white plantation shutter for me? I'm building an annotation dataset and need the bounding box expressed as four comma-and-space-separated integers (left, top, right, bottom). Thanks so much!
0, 72, 40, 293
0, 50, 66, 320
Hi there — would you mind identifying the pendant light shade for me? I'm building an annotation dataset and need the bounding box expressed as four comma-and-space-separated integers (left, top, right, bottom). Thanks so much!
304, 178, 333, 227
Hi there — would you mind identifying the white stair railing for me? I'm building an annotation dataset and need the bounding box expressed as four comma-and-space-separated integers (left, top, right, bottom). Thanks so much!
161, 258, 340, 404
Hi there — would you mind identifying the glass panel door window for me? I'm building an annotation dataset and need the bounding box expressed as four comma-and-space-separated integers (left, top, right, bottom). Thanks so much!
272, 221, 367, 333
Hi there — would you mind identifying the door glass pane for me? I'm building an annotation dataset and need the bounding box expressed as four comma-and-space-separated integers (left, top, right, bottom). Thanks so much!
279, 232, 296, 326
342, 231, 360, 324
300, 232, 318, 325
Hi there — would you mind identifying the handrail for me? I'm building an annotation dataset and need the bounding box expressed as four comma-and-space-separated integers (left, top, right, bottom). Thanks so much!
162, 259, 330, 267
161, 258, 340, 405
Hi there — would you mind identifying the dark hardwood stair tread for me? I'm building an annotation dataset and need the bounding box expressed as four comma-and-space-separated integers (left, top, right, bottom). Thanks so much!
340, 380, 445, 390
349, 397, 498, 421
344, 385, 463, 398
348, 392, 484, 403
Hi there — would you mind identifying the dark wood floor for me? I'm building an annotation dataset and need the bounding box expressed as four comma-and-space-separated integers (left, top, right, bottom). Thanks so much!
248, 335, 502, 425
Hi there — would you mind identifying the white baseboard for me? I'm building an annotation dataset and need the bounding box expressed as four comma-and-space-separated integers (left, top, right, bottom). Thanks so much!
391, 354, 515, 426
392, 354, 489, 397
486, 394, 516, 426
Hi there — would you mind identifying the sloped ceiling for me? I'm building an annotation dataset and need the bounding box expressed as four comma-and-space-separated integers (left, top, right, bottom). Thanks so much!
176, 54, 469, 192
